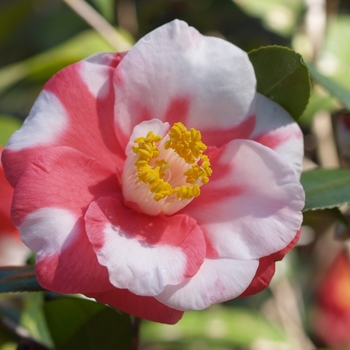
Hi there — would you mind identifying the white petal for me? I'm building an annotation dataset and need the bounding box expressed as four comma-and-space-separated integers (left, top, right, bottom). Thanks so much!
183, 139, 304, 260
6, 91, 68, 151
85, 198, 206, 297
250, 93, 304, 177
114, 20, 256, 147
156, 258, 258, 310
19, 207, 79, 259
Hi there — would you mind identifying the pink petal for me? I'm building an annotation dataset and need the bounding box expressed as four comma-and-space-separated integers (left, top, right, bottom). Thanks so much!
31, 212, 111, 293
156, 258, 259, 310
86, 288, 183, 324
3, 52, 125, 187
183, 139, 304, 260
113, 19, 256, 149
240, 228, 301, 297
85, 197, 206, 296
12, 146, 120, 293
250, 93, 304, 176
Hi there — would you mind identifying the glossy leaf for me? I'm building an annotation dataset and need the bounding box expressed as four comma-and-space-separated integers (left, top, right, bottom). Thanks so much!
249, 46, 311, 121
0, 266, 45, 293
306, 62, 350, 111
301, 168, 350, 211
44, 298, 133, 350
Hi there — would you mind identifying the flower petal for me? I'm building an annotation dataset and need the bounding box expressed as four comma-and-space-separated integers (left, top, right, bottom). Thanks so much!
85, 197, 206, 296
240, 228, 301, 297
3, 52, 125, 187
86, 288, 183, 324
156, 258, 259, 310
183, 139, 304, 260
12, 146, 120, 293
250, 93, 304, 176
113, 19, 256, 149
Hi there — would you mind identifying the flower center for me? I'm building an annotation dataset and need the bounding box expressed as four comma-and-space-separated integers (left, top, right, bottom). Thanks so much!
122, 122, 212, 216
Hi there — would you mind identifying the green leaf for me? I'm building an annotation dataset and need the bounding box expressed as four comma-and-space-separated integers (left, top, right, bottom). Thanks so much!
248, 46, 311, 121
301, 168, 350, 211
44, 298, 132, 350
0, 266, 45, 293
306, 62, 350, 111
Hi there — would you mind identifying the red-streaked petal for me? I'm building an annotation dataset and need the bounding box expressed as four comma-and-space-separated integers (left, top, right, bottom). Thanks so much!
12, 146, 120, 293
113, 19, 256, 149
86, 288, 183, 324
85, 197, 205, 296
30, 212, 111, 293
250, 93, 304, 176
240, 228, 301, 297
12, 147, 120, 225
182, 140, 304, 260
156, 258, 258, 310
3, 52, 125, 187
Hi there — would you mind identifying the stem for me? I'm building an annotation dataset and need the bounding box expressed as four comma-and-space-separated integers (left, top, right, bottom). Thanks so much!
131, 317, 141, 350
63, 0, 132, 51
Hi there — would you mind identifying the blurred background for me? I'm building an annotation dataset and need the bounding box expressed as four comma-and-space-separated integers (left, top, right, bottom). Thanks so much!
1, 0, 350, 349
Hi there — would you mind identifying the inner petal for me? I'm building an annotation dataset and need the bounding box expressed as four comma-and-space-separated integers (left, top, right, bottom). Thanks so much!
121, 120, 212, 216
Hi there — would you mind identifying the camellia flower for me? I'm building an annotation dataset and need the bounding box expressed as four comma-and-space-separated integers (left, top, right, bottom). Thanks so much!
0, 148, 29, 265
313, 250, 350, 348
2, 20, 304, 324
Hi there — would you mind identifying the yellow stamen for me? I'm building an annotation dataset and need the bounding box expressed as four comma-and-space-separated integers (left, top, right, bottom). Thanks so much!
132, 123, 212, 202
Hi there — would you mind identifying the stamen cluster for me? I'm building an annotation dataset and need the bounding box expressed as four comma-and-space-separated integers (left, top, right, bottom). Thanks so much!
131, 122, 212, 202
165, 123, 212, 185
132, 132, 173, 202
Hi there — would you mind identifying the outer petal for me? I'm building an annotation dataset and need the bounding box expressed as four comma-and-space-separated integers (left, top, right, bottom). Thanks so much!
240, 229, 301, 297
156, 258, 259, 310
250, 93, 304, 176
182, 139, 304, 260
190, 93, 304, 177
3, 52, 126, 187
85, 197, 206, 296
113, 19, 256, 149
12, 146, 120, 293
86, 288, 183, 324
